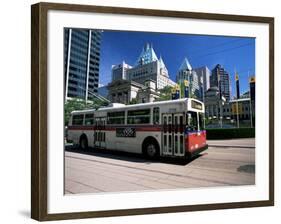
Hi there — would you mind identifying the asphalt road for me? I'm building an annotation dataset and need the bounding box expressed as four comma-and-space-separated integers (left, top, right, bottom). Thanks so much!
65, 138, 255, 194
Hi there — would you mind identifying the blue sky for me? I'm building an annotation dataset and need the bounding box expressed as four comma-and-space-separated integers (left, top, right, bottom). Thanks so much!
99, 30, 255, 97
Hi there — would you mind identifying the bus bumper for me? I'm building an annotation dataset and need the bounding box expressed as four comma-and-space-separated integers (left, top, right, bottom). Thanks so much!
189, 144, 208, 158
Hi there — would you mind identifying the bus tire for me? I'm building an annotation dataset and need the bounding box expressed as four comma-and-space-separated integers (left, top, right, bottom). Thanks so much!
142, 138, 159, 159
79, 134, 88, 150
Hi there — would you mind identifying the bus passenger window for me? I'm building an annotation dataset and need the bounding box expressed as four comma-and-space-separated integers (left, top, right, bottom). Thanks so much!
72, 114, 84, 126
127, 109, 150, 124
153, 107, 160, 124
85, 114, 94, 125
107, 111, 125, 124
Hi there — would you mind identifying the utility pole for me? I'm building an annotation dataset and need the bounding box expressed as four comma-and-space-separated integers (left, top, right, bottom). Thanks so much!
201, 71, 205, 103
248, 71, 253, 128
201, 72, 206, 129
220, 99, 223, 128
188, 69, 191, 98
218, 72, 223, 128
235, 69, 240, 128
77, 86, 110, 103
236, 100, 240, 128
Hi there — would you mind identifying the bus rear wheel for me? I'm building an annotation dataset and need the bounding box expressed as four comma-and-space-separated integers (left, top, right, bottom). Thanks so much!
79, 135, 88, 150
143, 140, 159, 159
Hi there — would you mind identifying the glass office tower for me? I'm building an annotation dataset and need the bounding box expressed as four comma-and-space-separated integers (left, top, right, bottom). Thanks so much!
64, 28, 101, 100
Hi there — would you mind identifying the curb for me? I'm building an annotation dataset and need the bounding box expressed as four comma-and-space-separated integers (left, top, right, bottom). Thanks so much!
208, 145, 255, 149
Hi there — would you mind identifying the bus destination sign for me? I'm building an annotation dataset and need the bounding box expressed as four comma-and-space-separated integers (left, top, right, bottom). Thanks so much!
191, 100, 203, 110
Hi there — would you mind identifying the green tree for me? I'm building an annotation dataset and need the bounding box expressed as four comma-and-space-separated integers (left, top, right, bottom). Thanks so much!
189, 92, 198, 99
129, 98, 138, 105
155, 86, 173, 101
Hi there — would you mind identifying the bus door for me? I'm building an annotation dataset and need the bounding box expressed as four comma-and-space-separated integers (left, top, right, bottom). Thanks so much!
162, 114, 173, 156
94, 117, 106, 148
162, 113, 185, 157
173, 114, 185, 156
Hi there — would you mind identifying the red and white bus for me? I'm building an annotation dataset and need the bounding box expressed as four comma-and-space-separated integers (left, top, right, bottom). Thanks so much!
67, 98, 208, 159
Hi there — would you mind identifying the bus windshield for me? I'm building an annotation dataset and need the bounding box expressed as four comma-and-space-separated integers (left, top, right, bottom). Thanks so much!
186, 111, 198, 132
186, 112, 205, 132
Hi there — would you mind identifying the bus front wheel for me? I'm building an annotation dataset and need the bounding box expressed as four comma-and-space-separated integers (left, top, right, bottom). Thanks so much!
79, 135, 88, 150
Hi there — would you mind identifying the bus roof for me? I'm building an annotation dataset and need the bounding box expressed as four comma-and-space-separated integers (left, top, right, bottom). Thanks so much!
71, 98, 203, 114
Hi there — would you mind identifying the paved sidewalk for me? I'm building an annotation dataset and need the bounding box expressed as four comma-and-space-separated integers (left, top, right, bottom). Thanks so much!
207, 138, 255, 148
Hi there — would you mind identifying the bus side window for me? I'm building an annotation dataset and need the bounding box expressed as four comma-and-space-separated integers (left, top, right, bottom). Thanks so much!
85, 114, 94, 125
127, 109, 150, 124
153, 107, 160, 124
107, 111, 125, 124
72, 114, 84, 126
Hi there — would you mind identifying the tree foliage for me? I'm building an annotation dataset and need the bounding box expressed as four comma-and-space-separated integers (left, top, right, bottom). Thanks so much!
64, 97, 109, 126
155, 86, 173, 101
129, 98, 138, 105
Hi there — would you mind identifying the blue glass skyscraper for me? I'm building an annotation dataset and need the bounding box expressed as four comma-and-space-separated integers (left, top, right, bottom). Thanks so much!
64, 28, 101, 100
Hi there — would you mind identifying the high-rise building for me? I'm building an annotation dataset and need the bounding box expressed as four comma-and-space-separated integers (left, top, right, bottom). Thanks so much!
64, 28, 102, 100
126, 43, 176, 89
111, 61, 132, 81
176, 58, 201, 99
193, 66, 211, 93
176, 58, 192, 82
210, 64, 231, 101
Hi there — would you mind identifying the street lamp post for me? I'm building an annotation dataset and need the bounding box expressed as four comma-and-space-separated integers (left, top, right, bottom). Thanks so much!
188, 69, 191, 98
248, 71, 253, 128
220, 100, 223, 128
236, 100, 240, 128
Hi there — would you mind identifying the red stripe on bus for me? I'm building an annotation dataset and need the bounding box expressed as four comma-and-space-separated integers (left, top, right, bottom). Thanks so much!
68, 125, 162, 132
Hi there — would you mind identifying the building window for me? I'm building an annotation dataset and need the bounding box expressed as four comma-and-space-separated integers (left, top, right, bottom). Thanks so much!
127, 109, 150, 124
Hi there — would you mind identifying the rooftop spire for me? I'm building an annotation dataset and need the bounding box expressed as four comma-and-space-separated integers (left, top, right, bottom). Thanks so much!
179, 57, 192, 71
135, 43, 158, 66
146, 43, 150, 50
159, 55, 166, 69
